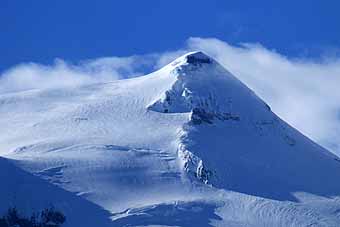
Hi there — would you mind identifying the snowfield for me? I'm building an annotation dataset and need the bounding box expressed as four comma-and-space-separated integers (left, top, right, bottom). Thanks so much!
1, 52, 340, 226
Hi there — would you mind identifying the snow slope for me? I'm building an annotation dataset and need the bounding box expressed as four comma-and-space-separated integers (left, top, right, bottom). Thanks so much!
1, 51, 340, 226
0, 157, 113, 226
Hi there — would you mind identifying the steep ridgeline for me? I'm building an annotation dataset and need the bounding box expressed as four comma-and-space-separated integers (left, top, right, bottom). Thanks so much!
1, 52, 340, 226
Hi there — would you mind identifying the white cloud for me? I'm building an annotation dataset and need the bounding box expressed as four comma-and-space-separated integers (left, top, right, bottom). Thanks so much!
1, 37, 340, 156
0, 55, 155, 94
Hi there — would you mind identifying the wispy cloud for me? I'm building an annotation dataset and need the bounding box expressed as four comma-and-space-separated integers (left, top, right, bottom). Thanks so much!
1, 37, 340, 156
0, 55, 155, 94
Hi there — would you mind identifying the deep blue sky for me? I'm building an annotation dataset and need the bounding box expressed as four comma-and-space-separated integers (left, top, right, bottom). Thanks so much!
1, 0, 339, 72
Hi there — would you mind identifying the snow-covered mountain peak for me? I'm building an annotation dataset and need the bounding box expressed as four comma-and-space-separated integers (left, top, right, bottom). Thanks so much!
149, 51, 269, 121
147, 53, 340, 197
